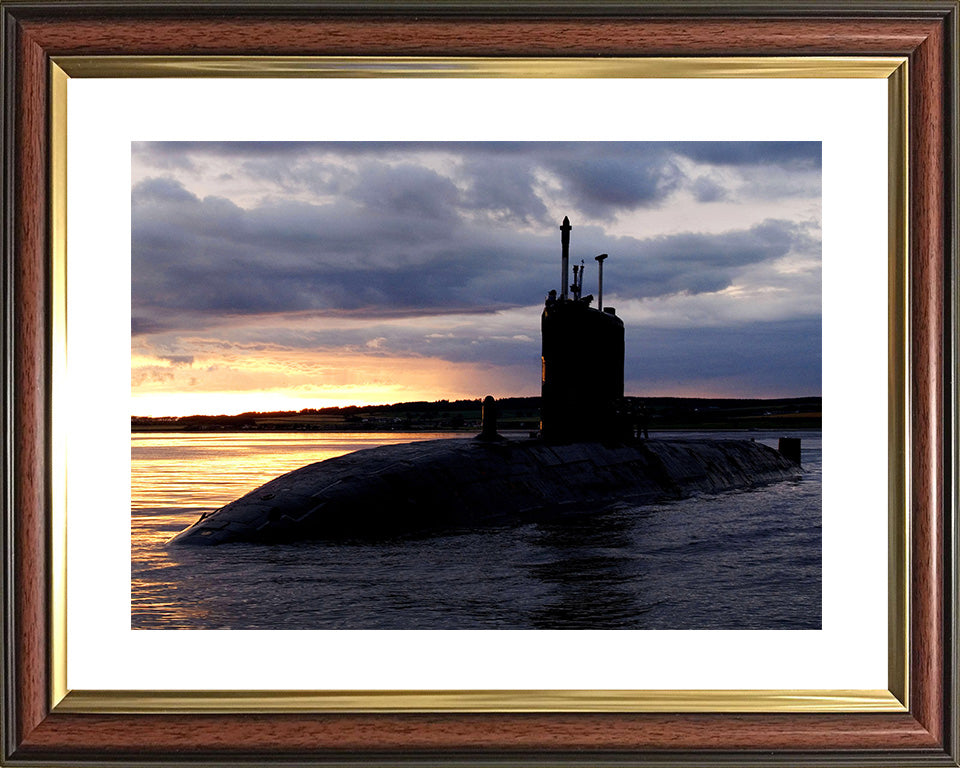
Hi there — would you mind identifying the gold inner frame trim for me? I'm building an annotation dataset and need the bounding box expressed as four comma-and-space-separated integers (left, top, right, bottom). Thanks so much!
50, 61, 69, 712
886, 59, 910, 710
48, 55, 910, 715
57, 688, 903, 715
53, 55, 905, 79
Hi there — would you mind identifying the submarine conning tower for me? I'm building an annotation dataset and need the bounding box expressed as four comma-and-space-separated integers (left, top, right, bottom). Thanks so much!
540, 216, 625, 444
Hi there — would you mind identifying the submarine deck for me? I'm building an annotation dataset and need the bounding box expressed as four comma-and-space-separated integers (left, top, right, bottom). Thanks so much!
168, 436, 800, 545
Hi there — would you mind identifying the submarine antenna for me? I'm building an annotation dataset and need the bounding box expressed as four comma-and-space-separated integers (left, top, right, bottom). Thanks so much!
595, 253, 608, 311
560, 216, 571, 300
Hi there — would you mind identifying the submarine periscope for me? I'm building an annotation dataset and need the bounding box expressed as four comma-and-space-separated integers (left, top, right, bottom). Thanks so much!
168, 217, 800, 546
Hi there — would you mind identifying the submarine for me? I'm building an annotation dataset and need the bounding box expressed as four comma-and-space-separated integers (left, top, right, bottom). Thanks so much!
168, 216, 800, 546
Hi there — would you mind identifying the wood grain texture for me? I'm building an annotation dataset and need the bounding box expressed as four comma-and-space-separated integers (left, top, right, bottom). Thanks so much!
4, 4, 955, 764
13, 712, 942, 755
908, 13, 946, 747
13, 22, 49, 749
17, 16, 941, 56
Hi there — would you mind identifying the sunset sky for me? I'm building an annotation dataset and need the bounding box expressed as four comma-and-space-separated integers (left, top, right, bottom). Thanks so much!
131, 141, 821, 417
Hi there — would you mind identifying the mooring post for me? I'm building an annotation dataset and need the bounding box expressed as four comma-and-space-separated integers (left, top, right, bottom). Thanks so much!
778, 437, 802, 465
477, 395, 502, 441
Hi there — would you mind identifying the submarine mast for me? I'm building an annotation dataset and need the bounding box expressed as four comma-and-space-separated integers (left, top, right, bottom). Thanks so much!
560, 215, 571, 300
540, 217, 625, 444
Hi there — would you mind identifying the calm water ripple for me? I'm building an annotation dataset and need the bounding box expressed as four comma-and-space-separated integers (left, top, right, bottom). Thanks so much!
132, 430, 821, 629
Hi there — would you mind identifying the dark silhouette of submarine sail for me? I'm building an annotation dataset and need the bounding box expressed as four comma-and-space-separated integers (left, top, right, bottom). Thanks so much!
168, 217, 801, 546
541, 217, 625, 443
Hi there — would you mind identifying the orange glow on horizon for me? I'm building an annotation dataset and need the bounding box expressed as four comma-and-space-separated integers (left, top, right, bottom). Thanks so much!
130, 389, 495, 418
131, 349, 539, 418
131, 345, 812, 418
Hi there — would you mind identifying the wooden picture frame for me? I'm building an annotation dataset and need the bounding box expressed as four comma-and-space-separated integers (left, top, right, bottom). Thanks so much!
2, 2, 957, 765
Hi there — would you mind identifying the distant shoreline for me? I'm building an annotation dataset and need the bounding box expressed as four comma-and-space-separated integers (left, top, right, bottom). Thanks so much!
132, 395, 821, 434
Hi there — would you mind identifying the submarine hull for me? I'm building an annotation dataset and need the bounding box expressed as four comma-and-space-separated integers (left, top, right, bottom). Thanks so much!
168, 437, 800, 546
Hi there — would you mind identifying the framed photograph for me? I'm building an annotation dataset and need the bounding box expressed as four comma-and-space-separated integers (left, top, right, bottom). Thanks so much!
2, 2, 957, 766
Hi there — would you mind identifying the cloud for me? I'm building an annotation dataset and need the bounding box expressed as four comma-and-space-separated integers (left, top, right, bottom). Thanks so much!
666, 141, 821, 169
625, 317, 821, 397
160, 354, 195, 366
131, 141, 822, 408
133, 171, 814, 328
133, 141, 821, 220
134, 175, 200, 203
690, 176, 729, 203
460, 155, 550, 225
348, 162, 462, 221
546, 153, 683, 217
131, 366, 176, 386
614, 218, 815, 297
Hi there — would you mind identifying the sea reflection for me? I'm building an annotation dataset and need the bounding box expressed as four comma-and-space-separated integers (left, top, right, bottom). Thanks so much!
523, 511, 647, 627
132, 430, 821, 630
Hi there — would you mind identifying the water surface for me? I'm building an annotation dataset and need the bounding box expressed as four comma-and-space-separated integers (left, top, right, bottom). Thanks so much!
132, 430, 821, 629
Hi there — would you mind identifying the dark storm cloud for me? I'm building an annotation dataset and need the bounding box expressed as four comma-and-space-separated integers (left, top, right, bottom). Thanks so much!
453, 143, 686, 220
136, 306, 821, 399
690, 176, 728, 203
617, 218, 810, 296
131, 315, 170, 336
132, 141, 821, 397
132, 176, 551, 331
349, 162, 461, 221
624, 316, 822, 397
134, 141, 820, 225
664, 141, 822, 169
557, 155, 683, 217
459, 155, 549, 225
135, 140, 821, 168
136, 176, 198, 204
132, 172, 812, 336
182, 321, 542, 371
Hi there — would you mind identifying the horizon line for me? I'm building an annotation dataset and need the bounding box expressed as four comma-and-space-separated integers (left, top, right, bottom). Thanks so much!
131, 393, 823, 421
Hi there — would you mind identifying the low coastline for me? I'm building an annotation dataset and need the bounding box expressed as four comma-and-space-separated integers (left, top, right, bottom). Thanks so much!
132, 395, 821, 433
